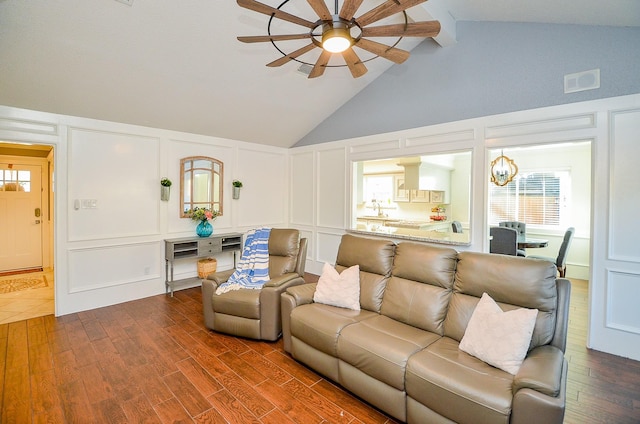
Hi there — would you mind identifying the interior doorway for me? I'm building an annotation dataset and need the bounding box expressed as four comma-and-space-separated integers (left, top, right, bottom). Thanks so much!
0, 141, 55, 324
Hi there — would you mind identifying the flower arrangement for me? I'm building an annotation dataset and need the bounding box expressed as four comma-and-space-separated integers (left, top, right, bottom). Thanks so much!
232, 180, 243, 188
188, 207, 220, 222
160, 177, 172, 187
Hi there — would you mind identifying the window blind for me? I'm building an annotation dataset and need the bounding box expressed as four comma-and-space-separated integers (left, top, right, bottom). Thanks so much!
489, 171, 566, 227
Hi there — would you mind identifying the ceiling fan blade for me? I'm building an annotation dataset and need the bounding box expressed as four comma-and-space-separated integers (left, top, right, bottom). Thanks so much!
361, 21, 441, 38
356, 0, 427, 28
342, 47, 367, 78
306, 0, 332, 20
266, 43, 317, 67
308, 50, 332, 78
238, 33, 312, 43
339, 0, 365, 20
355, 38, 409, 64
237, 0, 316, 29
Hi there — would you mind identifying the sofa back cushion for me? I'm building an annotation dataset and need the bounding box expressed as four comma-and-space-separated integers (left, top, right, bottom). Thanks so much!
268, 228, 301, 277
444, 251, 558, 350
335, 234, 396, 313
381, 242, 458, 335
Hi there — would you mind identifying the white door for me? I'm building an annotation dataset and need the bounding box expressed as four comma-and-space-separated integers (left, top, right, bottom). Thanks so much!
0, 163, 43, 271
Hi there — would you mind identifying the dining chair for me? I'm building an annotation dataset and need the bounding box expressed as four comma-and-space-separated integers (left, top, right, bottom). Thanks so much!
451, 221, 463, 233
529, 227, 575, 277
499, 221, 527, 256
490, 226, 518, 256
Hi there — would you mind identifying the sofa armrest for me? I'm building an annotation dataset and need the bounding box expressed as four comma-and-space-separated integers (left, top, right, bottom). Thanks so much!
201, 278, 219, 330
513, 345, 565, 397
207, 269, 234, 285
264, 273, 298, 288
511, 352, 568, 424
258, 276, 306, 341
285, 283, 317, 305
281, 283, 317, 353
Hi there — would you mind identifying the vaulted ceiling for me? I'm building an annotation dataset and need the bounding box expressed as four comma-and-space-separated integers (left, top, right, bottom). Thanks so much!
1, 0, 638, 148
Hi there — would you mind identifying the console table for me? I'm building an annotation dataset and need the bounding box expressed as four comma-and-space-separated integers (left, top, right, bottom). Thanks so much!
164, 233, 242, 296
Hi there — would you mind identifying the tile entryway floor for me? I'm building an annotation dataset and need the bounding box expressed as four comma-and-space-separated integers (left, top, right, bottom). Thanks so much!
0, 268, 54, 324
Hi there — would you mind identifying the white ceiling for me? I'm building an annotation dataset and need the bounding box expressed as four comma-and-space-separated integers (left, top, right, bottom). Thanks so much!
1, 0, 638, 148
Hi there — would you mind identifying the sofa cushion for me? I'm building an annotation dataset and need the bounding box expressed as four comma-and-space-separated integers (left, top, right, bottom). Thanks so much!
381, 242, 457, 334
337, 315, 440, 390
212, 289, 260, 319
444, 251, 558, 349
313, 263, 360, 310
290, 303, 377, 356
335, 234, 395, 312
459, 293, 538, 375
406, 337, 513, 424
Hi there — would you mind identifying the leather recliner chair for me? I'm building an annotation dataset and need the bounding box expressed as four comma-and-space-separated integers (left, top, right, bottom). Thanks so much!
202, 228, 308, 341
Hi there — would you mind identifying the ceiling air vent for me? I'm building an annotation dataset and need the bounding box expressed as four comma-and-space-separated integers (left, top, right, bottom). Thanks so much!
297, 64, 313, 77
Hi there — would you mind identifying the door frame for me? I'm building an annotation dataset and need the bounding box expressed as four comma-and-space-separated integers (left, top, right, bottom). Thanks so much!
0, 143, 55, 282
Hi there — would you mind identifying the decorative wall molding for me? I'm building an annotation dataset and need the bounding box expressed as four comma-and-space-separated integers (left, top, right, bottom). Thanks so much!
608, 108, 640, 263
605, 269, 640, 335
406, 129, 476, 147
290, 152, 315, 226
485, 113, 596, 139
67, 127, 161, 242
349, 139, 401, 155
316, 148, 346, 229
68, 241, 162, 293
0, 117, 58, 136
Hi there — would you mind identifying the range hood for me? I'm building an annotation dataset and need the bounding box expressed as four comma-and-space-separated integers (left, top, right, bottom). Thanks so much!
398, 161, 421, 191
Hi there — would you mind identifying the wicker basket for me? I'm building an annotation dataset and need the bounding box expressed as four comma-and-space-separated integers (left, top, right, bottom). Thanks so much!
197, 258, 217, 278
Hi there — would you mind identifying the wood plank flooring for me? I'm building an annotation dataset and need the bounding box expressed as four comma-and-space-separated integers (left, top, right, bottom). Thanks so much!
1, 277, 639, 423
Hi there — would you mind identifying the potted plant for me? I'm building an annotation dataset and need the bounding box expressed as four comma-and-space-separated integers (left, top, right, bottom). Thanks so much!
232, 179, 243, 199
160, 177, 172, 201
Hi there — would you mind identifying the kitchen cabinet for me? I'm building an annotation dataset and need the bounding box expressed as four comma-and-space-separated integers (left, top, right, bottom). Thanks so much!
419, 164, 451, 203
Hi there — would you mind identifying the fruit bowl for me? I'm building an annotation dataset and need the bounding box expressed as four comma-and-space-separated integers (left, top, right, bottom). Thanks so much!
430, 215, 447, 221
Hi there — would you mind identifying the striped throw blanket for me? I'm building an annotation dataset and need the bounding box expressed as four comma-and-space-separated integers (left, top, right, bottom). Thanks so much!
215, 227, 271, 295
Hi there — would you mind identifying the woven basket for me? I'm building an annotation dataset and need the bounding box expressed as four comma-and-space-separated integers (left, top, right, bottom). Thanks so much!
197, 258, 217, 278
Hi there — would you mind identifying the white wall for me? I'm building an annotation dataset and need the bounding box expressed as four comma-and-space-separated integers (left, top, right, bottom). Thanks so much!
289, 93, 640, 362
0, 105, 290, 316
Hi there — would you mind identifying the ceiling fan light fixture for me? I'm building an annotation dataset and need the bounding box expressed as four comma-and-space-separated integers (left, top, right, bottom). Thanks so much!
322, 22, 352, 53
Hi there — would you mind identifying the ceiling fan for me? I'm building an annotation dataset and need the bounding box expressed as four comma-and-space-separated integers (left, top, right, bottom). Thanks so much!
237, 0, 441, 78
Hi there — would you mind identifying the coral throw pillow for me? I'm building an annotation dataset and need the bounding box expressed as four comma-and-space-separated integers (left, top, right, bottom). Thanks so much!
459, 293, 538, 375
313, 263, 360, 311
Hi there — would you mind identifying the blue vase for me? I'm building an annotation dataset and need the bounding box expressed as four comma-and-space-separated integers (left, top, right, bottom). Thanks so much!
196, 220, 213, 237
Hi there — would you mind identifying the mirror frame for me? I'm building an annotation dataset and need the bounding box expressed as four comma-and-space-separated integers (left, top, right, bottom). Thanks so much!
180, 156, 224, 218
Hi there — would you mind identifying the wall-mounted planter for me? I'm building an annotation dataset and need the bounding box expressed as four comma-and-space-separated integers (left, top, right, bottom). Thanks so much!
161, 186, 170, 201
232, 186, 241, 199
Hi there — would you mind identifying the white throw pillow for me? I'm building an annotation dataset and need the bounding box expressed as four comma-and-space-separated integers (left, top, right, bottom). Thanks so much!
313, 262, 361, 311
459, 293, 538, 375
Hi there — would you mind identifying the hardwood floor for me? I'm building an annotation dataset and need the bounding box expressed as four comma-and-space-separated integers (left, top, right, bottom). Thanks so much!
0, 277, 638, 423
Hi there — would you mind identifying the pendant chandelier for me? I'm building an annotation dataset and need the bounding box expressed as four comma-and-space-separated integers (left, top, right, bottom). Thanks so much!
490, 151, 518, 186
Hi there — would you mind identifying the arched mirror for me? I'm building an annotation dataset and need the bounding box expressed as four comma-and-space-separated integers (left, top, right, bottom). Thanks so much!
180, 156, 223, 218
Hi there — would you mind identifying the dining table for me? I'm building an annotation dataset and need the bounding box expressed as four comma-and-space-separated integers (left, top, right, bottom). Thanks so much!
517, 236, 549, 249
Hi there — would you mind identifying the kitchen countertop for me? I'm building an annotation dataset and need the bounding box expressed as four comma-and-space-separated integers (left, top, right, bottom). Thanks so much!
347, 226, 470, 246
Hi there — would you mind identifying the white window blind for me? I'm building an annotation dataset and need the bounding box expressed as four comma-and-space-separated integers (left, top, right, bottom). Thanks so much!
489, 171, 569, 228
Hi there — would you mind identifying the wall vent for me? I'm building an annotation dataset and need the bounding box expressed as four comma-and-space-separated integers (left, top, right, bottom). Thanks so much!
564, 69, 600, 94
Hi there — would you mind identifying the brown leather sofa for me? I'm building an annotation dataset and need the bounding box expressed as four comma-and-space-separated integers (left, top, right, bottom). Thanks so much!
281, 234, 570, 424
202, 228, 307, 341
